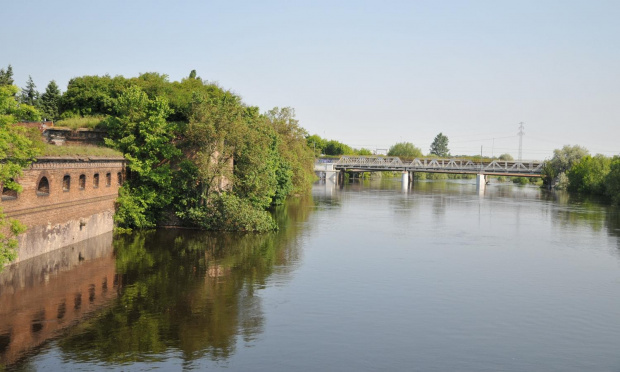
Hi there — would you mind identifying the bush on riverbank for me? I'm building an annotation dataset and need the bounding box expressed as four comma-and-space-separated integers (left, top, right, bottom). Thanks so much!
544, 145, 620, 205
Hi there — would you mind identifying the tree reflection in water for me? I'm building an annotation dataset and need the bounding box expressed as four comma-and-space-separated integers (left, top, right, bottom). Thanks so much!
57, 196, 314, 365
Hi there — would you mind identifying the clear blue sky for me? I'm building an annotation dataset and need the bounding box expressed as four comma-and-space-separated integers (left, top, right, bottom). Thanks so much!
3, 0, 619, 160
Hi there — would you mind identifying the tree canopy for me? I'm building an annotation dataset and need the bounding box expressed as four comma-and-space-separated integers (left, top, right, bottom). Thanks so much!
429, 132, 449, 157
388, 142, 423, 158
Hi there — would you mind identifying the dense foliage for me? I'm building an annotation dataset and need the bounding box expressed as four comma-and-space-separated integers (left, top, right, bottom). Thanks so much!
0, 84, 41, 267
54, 72, 317, 232
542, 145, 589, 189
543, 144, 620, 205
387, 142, 423, 157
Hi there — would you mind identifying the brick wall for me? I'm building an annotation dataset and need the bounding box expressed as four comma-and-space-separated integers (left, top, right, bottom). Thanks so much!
0, 157, 125, 263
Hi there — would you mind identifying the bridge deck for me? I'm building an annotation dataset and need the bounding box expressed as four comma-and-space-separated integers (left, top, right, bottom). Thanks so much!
327, 156, 543, 177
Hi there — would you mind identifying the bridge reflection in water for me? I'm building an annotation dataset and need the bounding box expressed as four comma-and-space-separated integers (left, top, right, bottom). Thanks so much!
0, 232, 118, 366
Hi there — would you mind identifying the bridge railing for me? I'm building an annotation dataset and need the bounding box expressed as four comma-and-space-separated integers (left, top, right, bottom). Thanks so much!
333, 156, 544, 174
336, 156, 403, 167
408, 158, 543, 172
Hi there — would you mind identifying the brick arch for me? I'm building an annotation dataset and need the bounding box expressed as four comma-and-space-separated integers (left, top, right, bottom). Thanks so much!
35, 172, 50, 196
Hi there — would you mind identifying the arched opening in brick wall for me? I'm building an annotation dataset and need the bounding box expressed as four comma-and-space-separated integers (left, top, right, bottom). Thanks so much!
93, 173, 99, 188
79, 174, 86, 190
37, 177, 50, 196
105, 173, 111, 187
117, 172, 123, 186
1, 179, 18, 200
63, 175, 71, 191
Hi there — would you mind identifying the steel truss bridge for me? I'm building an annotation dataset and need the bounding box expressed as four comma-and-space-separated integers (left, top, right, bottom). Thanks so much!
331, 156, 544, 177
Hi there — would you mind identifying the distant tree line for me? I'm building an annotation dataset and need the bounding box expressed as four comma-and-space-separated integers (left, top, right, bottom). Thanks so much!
305, 134, 372, 156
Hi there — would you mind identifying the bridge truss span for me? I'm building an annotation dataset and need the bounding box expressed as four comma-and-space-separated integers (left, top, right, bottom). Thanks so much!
334, 156, 543, 177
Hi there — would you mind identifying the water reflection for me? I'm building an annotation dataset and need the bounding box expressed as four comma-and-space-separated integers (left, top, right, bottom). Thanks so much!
0, 196, 313, 370
317, 177, 620, 251
55, 196, 313, 366
0, 232, 116, 367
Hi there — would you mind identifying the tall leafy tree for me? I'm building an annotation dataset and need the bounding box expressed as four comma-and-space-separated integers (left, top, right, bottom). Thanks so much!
388, 142, 423, 157
19, 75, 39, 107
265, 107, 314, 194
429, 132, 450, 157
39, 80, 62, 121
104, 86, 180, 229
543, 144, 590, 188
0, 84, 41, 268
0, 65, 14, 86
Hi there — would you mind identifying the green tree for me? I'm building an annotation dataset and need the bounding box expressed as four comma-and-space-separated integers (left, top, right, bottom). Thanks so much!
39, 80, 62, 121
189, 69, 197, 79
543, 145, 590, 188
356, 148, 373, 155
175, 91, 278, 231
324, 140, 352, 156
0, 85, 41, 268
130, 72, 173, 102
567, 154, 611, 195
429, 132, 450, 157
60, 74, 129, 117
19, 75, 39, 107
550, 145, 590, 174
0, 64, 14, 86
388, 142, 423, 158
499, 153, 514, 161
306, 134, 326, 156
605, 157, 620, 205
104, 86, 180, 229
265, 107, 314, 194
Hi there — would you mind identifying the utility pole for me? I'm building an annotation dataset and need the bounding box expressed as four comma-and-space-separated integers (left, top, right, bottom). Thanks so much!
518, 122, 525, 161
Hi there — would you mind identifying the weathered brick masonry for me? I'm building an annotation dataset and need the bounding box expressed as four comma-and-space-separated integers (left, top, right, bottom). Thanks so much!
1, 157, 125, 263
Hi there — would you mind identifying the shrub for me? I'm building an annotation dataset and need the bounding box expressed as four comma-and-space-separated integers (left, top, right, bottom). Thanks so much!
179, 193, 276, 232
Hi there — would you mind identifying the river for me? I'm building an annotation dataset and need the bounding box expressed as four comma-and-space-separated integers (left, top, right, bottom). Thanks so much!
1, 178, 620, 371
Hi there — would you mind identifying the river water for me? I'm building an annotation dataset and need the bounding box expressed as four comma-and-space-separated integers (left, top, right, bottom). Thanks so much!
2, 178, 620, 371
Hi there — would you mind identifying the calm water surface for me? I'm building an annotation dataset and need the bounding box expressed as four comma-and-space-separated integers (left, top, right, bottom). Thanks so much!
2, 178, 620, 371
